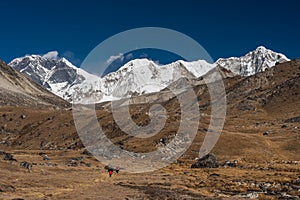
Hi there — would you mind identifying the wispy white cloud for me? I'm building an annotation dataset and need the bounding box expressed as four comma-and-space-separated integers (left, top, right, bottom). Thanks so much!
42, 51, 59, 60
62, 51, 81, 65
106, 53, 124, 64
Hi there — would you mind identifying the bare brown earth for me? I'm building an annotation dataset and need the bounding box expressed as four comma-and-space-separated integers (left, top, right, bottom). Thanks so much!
0, 60, 300, 199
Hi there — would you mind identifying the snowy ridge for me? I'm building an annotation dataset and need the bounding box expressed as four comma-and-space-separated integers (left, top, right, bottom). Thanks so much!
9, 46, 289, 104
215, 46, 290, 76
9, 54, 102, 102
96, 58, 214, 101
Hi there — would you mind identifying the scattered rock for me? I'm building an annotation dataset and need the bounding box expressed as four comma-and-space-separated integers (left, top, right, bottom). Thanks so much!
208, 173, 220, 178
160, 137, 167, 145
43, 155, 50, 161
292, 177, 300, 185
20, 161, 33, 172
20, 114, 26, 119
41, 169, 47, 175
66, 156, 84, 167
47, 117, 53, 120
82, 149, 93, 157
118, 141, 124, 149
245, 192, 258, 199
281, 124, 288, 128
67, 159, 78, 167
4, 140, 11, 147
0, 151, 17, 161
191, 153, 219, 168
71, 156, 83, 161
85, 163, 92, 167
263, 130, 272, 135
67, 142, 82, 149
202, 128, 208, 132
285, 115, 300, 123
40, 139, 46, 148
222, 160, 238, 168
39, 162, 57, 167
0, 183, 15, 192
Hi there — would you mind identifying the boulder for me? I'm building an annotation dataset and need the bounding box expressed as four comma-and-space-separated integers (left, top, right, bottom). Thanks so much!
20, 115, 26, 119
263, 130, 272, 135
0, 183, 15, 192
191, 153, 219, 168
43, 155, 50, 161
82, 149, 93, 157
281, 124, 287, 128
0, 151, 17, 161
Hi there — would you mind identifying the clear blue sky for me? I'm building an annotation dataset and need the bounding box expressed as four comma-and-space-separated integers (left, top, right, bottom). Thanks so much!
0, 0, 299, 66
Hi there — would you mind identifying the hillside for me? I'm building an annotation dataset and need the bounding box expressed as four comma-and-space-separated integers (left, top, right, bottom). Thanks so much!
0, 60, 69, 108
1, 59, 299, 155
0, 59, 299, 199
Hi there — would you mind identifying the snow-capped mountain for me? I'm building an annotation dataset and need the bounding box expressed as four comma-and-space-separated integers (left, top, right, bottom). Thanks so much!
9, 54, 215, 103
100, 59, 214, 98
9, 46, 290, 103
215, 46, 289, 76
9, 53, 101, 102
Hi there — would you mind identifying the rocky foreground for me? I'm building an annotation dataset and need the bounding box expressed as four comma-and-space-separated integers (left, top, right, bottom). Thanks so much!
0, 149, 299, 199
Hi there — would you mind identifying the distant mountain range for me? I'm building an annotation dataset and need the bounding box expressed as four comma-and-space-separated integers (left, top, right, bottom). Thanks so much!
9, 46, 289, 103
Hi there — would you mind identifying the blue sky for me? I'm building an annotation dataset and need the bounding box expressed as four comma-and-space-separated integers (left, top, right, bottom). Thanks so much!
0, 0, 299, 68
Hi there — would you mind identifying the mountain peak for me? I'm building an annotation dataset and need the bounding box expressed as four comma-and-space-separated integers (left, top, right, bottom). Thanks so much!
59, 57, 78, 69
249, 46, 289, 60
10, 52, 57, 65
9, 54, 101, 103
255, 45, 267, 51
215, 46, 290, 76
118, 58, 156, 71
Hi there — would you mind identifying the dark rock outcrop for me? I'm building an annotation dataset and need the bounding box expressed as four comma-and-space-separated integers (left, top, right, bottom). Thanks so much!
191, 153, 219, 168
0, 151, 17, 161
285, 115, 300, 123
0, 183, 15, 192
82, 149, 93, 157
